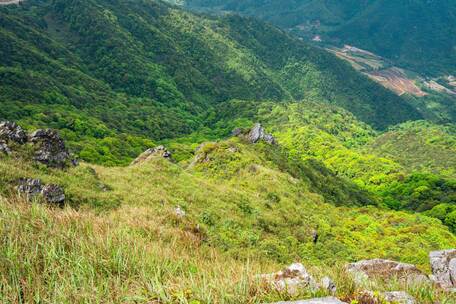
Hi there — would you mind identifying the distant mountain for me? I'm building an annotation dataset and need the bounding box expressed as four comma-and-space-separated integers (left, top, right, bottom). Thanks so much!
0, 0, 420, 164
185, 0, 456, 76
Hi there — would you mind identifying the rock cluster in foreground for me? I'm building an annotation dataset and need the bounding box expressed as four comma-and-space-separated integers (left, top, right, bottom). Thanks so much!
264, 249, 456, 304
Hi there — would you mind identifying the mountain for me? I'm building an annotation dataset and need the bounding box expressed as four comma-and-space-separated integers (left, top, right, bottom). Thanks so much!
0, 0, 423, 165
184, 0, 456, 76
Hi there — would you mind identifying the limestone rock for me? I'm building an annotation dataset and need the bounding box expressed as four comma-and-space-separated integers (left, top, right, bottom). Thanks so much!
0, 140, 11, 155
260, 263, 317, 295
347, 259, 427, 284
383, 291, 416, 304
0, 121, 27, 144
17, 178, 65, 204
29, 129, 75, 168
131, 145, 172, 165
41, 184, 65, 204
174, 206, 186, 218
247, 123, 276, 144
268, 297, 347, 304
321, 276, 336, 294
17, 178, 43, 198
429, 249, 456, 289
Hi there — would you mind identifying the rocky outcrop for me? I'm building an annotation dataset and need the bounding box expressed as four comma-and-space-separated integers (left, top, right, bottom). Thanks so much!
0, 121, 27, 144
429, 249, 456, 290
260, 263, 317, 295
321, 276, 336, 294
131, 145, 172, 165
29, 129, 76, 168
233, 123, 276, 145
347, 259, 427, 284
383, 291, 416, 304
0, 140, 11, 155
247, 123, 276, 144
17, 178, 65, 205
269, 297, 347, 304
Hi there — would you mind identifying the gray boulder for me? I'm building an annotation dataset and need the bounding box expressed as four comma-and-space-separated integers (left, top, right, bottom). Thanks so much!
17, 178, 43, 198
383, 291, 416, 304
0, 140, 11, 155
29, 129, 75, 168
260, 263, 317, 295
347, 259, 427, 284
268, 297, 347, 304
130, 145, 172, 165
0, 121, 27, 144
429, 249, 456, 289
321, 276, 336, 294
247, 123, 276, 144
17, 178, 65, 205
41, 184, 65, 205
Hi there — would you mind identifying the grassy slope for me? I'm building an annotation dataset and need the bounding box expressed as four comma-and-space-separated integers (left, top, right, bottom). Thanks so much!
0, 142, 455, 302
0, 0, 421, 165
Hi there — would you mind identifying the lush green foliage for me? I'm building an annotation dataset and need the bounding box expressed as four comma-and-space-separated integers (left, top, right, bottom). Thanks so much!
185, 0, 456, 75
0, 0, 422, 164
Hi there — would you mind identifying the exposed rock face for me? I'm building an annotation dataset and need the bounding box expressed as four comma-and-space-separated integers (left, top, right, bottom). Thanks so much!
347, 259, 427, 283
17, 178, 43, 198
429, 249, 456, 289
260, 263, 317, 295
247, 123, 276, 144
131, 145, 172, 165
0, 121, 27, 144
268, 297, 347, 304
0, 140, 11, 155
383, 291, 416, 304
41, 184, 65, 204
321, 276, 336, 294
17, 178, 65, 204
29, 129, 75, 168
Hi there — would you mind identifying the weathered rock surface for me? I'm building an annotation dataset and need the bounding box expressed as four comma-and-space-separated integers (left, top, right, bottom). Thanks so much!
17, 178, 65, 204
41, 184, 65, 204
17, 178, 43, 198
29, 129, 75, 168
260, 263, 317, 295
321, 276, 336, 294
0, 140, 11, 155
429, 249, 456, 289
131, 145, 172, 165
268, 297, 347, 304
0, 121, 27, 144
247, 123, 276, 144
347, 259, 427, 283
174, 206, 186, 218
383, 291, 416, 304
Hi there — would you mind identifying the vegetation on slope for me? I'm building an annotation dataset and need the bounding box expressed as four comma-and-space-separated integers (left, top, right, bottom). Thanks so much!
184, 0, 456, 75
0, 0, 421, 165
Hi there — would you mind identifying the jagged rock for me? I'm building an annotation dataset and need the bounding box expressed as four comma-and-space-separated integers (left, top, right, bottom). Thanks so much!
131, 145, 172, 165
0, 121, 27, 144
260, 263, 317, 295
247, 123, 276, 144
17, 178, 43, 198
268, 297, 347, 304
311, 230, 319, 244
321, 276, 336, 294
383, 291, 416, 304
0, 140, 11, 155
17, 178, 65, 204
429, 249, 456, 289
41, 184, 65, 204
29, 129, 75, 168
231, 128, 242, 137
347, 259, 427, 284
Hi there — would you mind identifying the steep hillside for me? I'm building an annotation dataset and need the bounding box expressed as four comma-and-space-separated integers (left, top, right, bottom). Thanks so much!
185, 0, 456, 75
0, 0, 421, 165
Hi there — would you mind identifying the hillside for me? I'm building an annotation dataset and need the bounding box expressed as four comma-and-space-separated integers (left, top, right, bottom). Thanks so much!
0, 0, 422, 165
0, 121, 455, 302
184, 0, 456, 76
